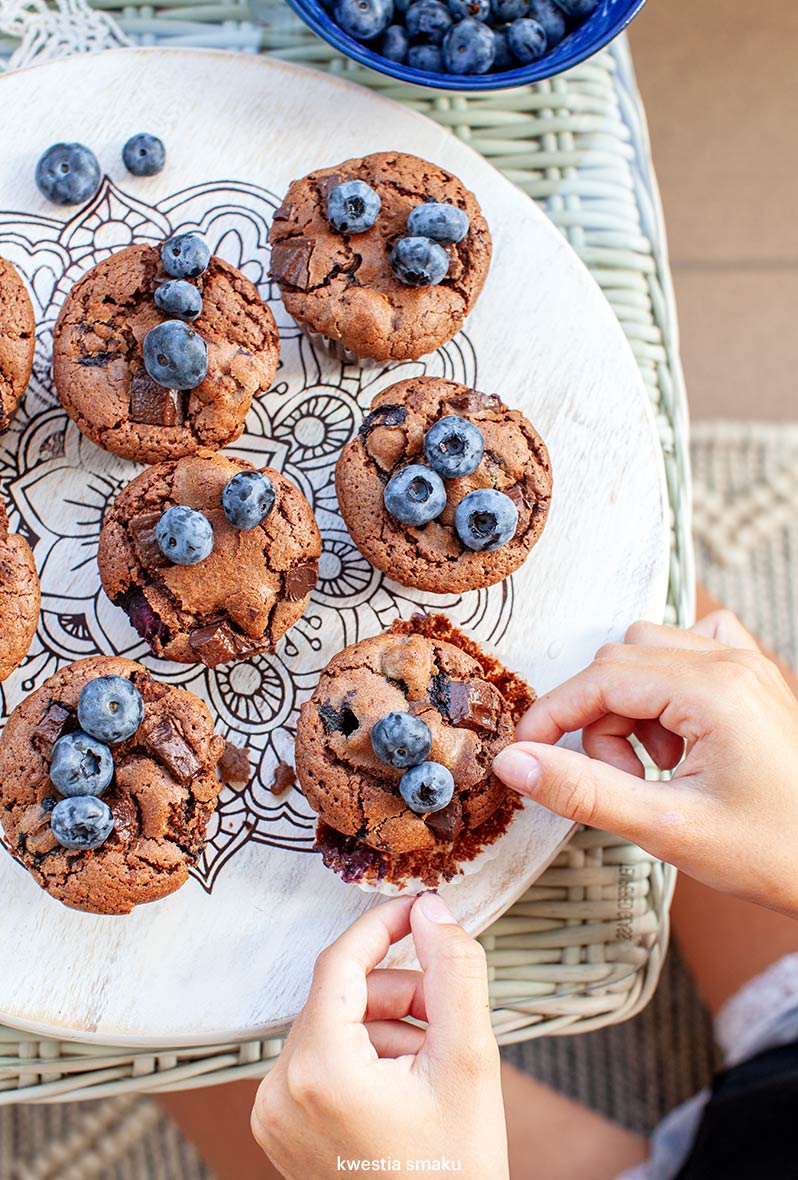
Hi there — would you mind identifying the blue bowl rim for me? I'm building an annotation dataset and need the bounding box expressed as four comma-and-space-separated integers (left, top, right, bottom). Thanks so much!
283, 0, 647, 92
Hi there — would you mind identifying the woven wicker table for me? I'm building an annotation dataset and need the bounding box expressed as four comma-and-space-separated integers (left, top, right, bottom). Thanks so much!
0, 0, 692, 1102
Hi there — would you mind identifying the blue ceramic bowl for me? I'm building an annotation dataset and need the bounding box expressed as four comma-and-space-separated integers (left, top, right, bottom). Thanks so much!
284, 0, 646, 91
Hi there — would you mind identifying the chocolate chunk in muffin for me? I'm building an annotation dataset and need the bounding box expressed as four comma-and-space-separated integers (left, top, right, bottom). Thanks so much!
53, 242, 279, 463
0, 655, 225, 914
335, 376, 552, 593
98, 450, 321, 666
0, 499, 40, 682
0, 256, 35, 432
268, 152, 491, 362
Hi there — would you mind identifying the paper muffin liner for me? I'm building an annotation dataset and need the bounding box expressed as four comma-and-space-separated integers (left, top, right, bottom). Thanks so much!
352, 834, 504, 896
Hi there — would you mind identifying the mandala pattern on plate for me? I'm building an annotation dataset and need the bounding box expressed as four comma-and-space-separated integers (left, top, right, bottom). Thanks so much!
0, 177, 514, 891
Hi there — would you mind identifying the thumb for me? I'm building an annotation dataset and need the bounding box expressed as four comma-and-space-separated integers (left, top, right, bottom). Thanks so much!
410, 892, 495, 1074
493, 741, 672, 845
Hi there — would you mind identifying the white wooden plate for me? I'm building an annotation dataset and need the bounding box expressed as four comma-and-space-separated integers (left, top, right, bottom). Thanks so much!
0, 48, 668, 1047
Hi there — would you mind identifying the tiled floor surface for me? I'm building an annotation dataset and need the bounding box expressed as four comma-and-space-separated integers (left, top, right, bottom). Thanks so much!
628, 0, 798, 419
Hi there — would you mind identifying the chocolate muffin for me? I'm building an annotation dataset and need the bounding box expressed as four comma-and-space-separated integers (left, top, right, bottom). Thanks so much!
335, 377, 552, 593
98, 450, 321, 666
0, 499, 40, 682
0, 655, 225, 914
0, 256, 36, 431
53, 241, 279, 463
269, 151, 491, 362
295, 615, 535, 888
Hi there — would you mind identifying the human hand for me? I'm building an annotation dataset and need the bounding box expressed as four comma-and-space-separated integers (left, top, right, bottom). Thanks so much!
493, 612, 798, 917
251, 892, 509, 1180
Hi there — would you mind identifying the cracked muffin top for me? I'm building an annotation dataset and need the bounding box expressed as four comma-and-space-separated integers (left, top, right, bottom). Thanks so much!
335, 376, 552, 593
0, 498, 40, 683
0, 656, 225, 914
53, 242, 279, 463
0, 256, 36, 432
295, 629, 517, 859
97, 451, 321, 667
268, 151, 492, 362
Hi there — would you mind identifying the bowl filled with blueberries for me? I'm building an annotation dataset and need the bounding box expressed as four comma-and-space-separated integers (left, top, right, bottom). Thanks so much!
282, 0, 646, 90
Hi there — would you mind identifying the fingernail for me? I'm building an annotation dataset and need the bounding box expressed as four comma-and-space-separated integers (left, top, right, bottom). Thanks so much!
416, 891, 456, 924
493, 746, 541, 795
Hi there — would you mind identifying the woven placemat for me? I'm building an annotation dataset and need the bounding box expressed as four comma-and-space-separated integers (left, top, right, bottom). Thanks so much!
4, 420, 794, 1171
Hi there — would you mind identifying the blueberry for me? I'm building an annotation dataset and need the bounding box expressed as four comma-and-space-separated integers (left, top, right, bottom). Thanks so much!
122, 133, 166, 177
408, 43, 443, 69
222, 470, 276, 531
395, 0, 413, 11
35, 143, 100, 207
327, 180, 381, 234
490, 0, 527, 20
161, 233, 210, 279
491, 25, 513, 68
334, 0, 393, 40
390, 236, 449, 287
51, 796, 114, 851
382, 23, 410, 59
447, 0, 490, 20
442, 18, 495, 73
370, 712, 432, 768
454, 487, 519, 550
50, 731, 114, 798
156, 505, 214, 565
399, 761, 455, 814
154, 280, 203, 322
407, 202, 469, 245
405, 0, 453, 43
143, 320, 208, 390
384, 464, 447, 526
553, 0, 597, 15
77, 675, 144, 744
424, 416, 484, 478
506, 16, 547, 60
526, 0, 565, 44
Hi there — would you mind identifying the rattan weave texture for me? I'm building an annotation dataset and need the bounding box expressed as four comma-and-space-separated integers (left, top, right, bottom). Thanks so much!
0, 1, 691, 1101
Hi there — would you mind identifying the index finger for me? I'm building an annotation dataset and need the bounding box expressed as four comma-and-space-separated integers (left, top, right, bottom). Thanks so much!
516, 654, 707, 745
298, 896, 415, 1053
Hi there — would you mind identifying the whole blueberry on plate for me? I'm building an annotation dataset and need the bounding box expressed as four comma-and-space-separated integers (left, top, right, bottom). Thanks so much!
490, 0, 527, 19
78, 675, 144, 744
50, 731, 114, 798
447, 0, 490, 21
424, 415, 484, 478
405, 0, 453, 43
526, 0, 565, 44
371, 712, 432, 768
161, 233, 210, 279
122, 133, 166, 177
143, 320, 208, 390
154, 279, 203, 322
335, 0, 394, 40
390, 236, 449, 286
35, 142, 100, 206
327, 180, 381, 234
442, 17, 495, 74
156, 505, 214, 565
384, 464, 447, 526
399, 761, 455, 814
407, 202, 469, 244
507, 17, 547, 61
454, 487, 519, 551
51, 795, 115, 851
382, 23, 410, 59
554, 0, 597, 14
222, 470, 276, 531
407, 43, 444, 69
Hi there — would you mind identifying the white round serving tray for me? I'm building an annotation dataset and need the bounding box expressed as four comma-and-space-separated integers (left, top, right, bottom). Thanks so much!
0, 48, 668, 1046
